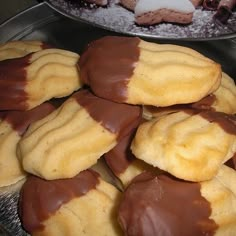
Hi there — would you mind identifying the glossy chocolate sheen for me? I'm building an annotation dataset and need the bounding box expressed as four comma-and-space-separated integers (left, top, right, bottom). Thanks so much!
118, 172, 218, 236
73, 89, 142, 141
0, 54, 31, 110
19, 169, 100, 234
79, 36, 140, 103
0, 102, 55, 135
104, 132, 136, 175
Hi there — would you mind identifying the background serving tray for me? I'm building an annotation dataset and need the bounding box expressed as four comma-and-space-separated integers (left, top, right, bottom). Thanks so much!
45, 0, 236, 41
0, 2, 236, 235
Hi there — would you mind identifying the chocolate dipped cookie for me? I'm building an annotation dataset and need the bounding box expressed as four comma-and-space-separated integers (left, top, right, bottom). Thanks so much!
0, 48, 81, 111
131, 110, 236, 181
118, 165, 236, 236
18, 89, 142, 180
79, 36, 221, 107
19, 169, 122, 236
0, 103, 55, 187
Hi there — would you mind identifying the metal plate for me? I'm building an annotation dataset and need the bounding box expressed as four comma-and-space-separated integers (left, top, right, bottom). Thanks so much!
0, 2, 236, 236
45, 0, 236, 41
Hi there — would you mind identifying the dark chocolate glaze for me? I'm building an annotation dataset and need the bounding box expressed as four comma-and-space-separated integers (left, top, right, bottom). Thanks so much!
104, 132, 136, 175
199, 110, 236, 135
73, 89, 142, 141
19, 169, 100, 234
191, 94, 216, 111
118, 172, 218, 236
0, 102, 55, 135
78, 36, 140, 103
0, 54, 31, 110
225, 153, 236, 170
183, 109, 236, 135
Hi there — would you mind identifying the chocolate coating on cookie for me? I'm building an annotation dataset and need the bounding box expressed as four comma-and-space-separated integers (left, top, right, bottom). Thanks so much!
104, 132, 136, 175
195, 110, 236, 135
118, 172, 218, 236
79, 36, 140, 103
19, 169, 100, 233
1, 103, 55, 135
191, 94, 216, 111
225, 153, 236, 170
73, 89, 142, 140
0, 54, 30, 110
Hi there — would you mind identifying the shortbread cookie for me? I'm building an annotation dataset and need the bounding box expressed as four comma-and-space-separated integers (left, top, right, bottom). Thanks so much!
0, 48, 81, 111
0, 40, 50, 61
134, 0, 195, 25
192, 72, 236, 114
104, 130, 158, 187
118, 165, 236, 236
0, 103, 55, 187
119, 0, 137, 11
131, 110, 236, 181
17, 89, 142, 180
19, 169, 122, 236
79, 36, 221, 107
143, 73, 236, 119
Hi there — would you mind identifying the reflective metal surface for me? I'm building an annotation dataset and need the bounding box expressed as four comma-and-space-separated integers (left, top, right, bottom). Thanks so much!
45, 0, 236, 41
0, 2, 235, 235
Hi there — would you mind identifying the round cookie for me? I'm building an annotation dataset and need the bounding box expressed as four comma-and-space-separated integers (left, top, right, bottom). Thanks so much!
134, 0, 195, 25
118, 165, 236, 236
0, 103, 55, 187
19, 169, 122, 236
17, 89, 142, 180
0, 48, 81, 111
131, 110, 236, 181
0, 40, 50, 61
79, 36, 221, 107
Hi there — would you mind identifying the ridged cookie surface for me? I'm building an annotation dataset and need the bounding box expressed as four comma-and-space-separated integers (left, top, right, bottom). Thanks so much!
19, 170, 122, 236
79, 36, 221, 107
0, 40, 50, 61
193, 72, 236, 114
18, 89, 142, 180
0, 103, 55, 187
131, 110, 236, 181
0, 48, 81, 110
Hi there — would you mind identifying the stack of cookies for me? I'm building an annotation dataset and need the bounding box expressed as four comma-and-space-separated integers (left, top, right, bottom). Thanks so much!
0, 36, 236, 236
